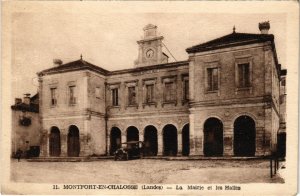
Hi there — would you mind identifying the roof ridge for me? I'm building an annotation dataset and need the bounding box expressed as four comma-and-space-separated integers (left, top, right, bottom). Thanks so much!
186, 32, 274, 53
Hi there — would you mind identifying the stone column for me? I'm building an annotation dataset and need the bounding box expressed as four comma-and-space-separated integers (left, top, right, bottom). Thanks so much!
80, 134, 91, 157
188, 56, 195, 101
157, 132, 163, 156
40, 130, 48, 157
194, 124, 204, 156
121, 133, 126, 143
139, 133, 144, 142
189, 112, 196, 155
177, 132, 182, 156
157, 41, 162, 64
106, 134, 110, 155
223, 124, 233, 156
255, 127, 265, 156
61, 132, 67, 157
263, 108, 272, 156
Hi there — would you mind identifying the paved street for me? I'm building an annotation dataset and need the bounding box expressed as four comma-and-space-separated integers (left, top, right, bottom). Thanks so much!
11, 159, 284, 184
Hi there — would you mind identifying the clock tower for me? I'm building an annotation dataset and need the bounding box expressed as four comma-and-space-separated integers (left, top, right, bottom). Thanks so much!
134, 24, 169, 67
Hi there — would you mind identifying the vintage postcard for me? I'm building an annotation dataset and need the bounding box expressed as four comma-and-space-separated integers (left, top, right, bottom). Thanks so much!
1, 1, 299, 195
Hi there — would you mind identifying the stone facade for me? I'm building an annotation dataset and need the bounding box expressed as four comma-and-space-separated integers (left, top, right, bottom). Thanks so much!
35, 22, 286, 157
187, 42, 281, 156
11, 94, 40, 156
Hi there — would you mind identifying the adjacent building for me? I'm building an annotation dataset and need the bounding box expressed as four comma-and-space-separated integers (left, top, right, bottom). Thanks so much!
31, 22, 286, 157
11, 94, 40, 156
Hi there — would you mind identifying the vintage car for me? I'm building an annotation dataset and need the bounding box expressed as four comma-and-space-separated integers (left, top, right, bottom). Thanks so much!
114, 141, 144, 161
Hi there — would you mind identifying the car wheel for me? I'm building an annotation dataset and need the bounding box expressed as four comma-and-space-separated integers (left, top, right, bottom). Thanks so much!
124, 153, 128, 161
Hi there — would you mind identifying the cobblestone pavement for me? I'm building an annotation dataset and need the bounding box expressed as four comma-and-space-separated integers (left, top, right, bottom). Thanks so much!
10, 159, 284, 184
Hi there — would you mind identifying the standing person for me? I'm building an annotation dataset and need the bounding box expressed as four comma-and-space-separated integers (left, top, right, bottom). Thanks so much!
16, 149, 22, 162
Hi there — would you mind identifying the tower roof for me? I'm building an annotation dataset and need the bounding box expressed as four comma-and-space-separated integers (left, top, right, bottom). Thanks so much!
143, 24, 157, 30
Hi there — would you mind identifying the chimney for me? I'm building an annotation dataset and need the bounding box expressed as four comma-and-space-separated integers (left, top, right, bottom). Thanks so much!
23, 93, 31, 105
259, 21, 270, 34
15, 98, 22, 105
53, 59, 63, 66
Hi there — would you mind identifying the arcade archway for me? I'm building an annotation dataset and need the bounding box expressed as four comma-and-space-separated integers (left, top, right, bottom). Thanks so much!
49, 126, 61, 156
110, 127, 121, 155
67, 125, 80, 157
234, 115, 256, 156
203, 118, 223, 156
163, 124, 178, 156
144, 125, 158, 156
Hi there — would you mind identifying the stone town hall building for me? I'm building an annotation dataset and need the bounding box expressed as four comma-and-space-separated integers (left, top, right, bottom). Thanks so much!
28, 22, 286, 158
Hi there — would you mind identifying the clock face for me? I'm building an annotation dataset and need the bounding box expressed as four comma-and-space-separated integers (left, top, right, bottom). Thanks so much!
145, 49, 154, 59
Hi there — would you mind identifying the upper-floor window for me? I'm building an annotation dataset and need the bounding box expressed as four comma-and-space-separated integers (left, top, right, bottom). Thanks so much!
50, 87, 57, 106
183, 79, 189, 101
238, 63, 250, 88
234, 56, 253, 93
207, 67, 219, 91
146, 84, 154, 103
112, 88, 119, 106
128, 86, 136, 105
69, 85, 76, 105
95, 87, 101, 99
164, 82, 175, 102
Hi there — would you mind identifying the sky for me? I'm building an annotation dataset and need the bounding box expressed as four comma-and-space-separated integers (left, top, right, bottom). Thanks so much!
11, 10, 286, 102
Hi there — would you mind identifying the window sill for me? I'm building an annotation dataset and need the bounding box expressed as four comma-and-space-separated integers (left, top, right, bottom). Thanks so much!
126, 104, 138, 109
235, 86, 252, 94
205, 90, 219, 94
142, 102, 157, 108
162, 100, 177, 107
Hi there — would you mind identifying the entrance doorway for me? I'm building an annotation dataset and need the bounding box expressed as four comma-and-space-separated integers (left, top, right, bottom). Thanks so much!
67, 125, 80, 157
110, 127, 121, 155
163, 124, 178, 156
234, 115, 256, 156
49, 126, 61, 156
144, 125, 158, 156
203, 118, 223, 156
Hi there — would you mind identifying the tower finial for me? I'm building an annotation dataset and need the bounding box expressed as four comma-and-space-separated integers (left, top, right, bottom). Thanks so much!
233, 25, 236, 33
80, 54, 83, 60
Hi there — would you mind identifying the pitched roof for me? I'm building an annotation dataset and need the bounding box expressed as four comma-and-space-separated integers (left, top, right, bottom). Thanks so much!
186, 32, 275, 53
38, 57, 189, 77
38, 59, 109, 76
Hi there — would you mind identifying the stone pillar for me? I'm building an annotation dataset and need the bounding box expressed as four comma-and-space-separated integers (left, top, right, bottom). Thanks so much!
177, 132, 182, 156
189, 113, 196, 155
255, 127, 265, 156
188, 56, 195, 101
157, 132, 163, 156
61, 131, 67, 157
139, 133, 144, 142
157, 42, 162, 64
80, 134, 91, 157
40, 130, 48, 157
263, 108, 272, 156
194, 124, 204, 156
121, 133, 126, 143
223, 124, 233, 156
106, 134, 110, 155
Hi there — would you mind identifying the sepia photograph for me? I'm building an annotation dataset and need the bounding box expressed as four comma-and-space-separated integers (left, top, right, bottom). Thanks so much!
1, 1, 298, 195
